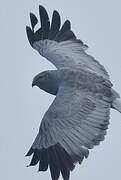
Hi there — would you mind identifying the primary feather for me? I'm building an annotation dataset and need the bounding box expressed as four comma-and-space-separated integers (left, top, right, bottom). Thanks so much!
26, 5, 109, 79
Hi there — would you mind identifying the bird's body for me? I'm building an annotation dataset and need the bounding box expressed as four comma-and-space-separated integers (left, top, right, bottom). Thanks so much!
26, 5, 121, 180
32, 67, 112, 150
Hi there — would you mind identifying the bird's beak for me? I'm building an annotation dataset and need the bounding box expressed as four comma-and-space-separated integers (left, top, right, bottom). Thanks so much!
32, 81, 35, 87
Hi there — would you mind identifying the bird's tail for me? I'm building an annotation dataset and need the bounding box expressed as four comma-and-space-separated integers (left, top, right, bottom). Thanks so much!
111, 89, 121, 113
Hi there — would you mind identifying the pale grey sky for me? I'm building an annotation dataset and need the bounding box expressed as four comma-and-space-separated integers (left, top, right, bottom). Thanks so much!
1, 0, 121, 179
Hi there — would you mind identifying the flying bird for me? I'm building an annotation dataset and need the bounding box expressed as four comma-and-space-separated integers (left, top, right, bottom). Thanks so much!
26, 5, 121, 180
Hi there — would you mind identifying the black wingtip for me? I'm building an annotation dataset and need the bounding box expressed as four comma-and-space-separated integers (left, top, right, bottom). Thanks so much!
26, 26, 35, 47
26, 144, 75, 180
39, 5, 46, 11
26, 6, 83, 50
38, 149, 48, 171
39, 5, 50, 39
29, 150, 41, 166
34, 28, 42, 42
25, 147, 34, 156
57, 30, 76, 42
39, 5, 46, 17
30, 13, 38, 30
61, 20, 71, 31
53, 10, 60, 16
49, 10, 61, 40
55, 20, 71, 42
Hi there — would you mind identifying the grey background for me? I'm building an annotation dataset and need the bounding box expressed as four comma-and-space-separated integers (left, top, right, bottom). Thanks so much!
0, 0, 121, 179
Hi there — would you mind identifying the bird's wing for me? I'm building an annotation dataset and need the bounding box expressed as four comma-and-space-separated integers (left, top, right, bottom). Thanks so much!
26, 71, 112, 180
26, 6, 109, 80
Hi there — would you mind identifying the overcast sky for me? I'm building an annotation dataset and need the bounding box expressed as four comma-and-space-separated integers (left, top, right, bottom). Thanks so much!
1, 0, 121, 180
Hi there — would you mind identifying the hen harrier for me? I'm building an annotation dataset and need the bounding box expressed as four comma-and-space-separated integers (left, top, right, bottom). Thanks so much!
26, 5, 121, 180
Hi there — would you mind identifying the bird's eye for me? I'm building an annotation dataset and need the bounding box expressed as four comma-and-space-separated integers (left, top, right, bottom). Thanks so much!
39, 76, 45, 80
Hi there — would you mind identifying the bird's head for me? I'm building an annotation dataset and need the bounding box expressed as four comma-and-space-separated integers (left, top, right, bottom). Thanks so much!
32, 70, 59, 95
32, 72, 45, 88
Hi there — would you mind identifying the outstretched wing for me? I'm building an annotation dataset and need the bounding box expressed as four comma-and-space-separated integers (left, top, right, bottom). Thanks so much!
26, 6, 109, 80
26, 72, 112, 180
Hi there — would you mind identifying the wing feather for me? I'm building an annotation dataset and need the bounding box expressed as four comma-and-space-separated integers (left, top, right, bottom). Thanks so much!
39, 5, 50, 39
34, 28, 42, 42
55, 20, 71, 42
30, 13, 38, 30
26, 6, 109, 79
27, 71, 112, 179
49, 10, 61, 40
26, 26, 35, 47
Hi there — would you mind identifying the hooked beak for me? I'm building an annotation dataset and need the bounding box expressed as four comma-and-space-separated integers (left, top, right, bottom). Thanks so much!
32, 81, 36, 87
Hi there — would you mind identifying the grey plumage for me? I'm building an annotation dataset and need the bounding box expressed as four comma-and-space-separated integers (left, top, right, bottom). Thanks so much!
26, 5, 121, 180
